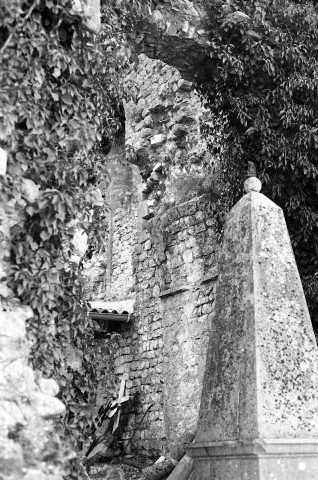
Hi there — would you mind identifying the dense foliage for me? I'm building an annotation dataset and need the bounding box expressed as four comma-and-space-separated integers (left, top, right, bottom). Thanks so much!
2, 1, 318, 472
201, 0, 318, 329
0, 0, 140, 462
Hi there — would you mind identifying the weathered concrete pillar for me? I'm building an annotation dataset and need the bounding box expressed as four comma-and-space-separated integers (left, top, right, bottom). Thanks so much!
188, 178, 318, 479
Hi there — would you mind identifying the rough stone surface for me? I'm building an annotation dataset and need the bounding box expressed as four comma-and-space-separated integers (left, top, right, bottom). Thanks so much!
128, 1, 210, 81
32, 392, 66, 419
124, 54, 217, 212
113, 195, 219, 452
0, 147, 8, 175
38, 378, 60, 397
166, 455, 195, 480
85, 0, 211, 80
189, 191, 318, 479
83, 188, 219, 454
244, 176, 262, 193
80, 1, 222, 457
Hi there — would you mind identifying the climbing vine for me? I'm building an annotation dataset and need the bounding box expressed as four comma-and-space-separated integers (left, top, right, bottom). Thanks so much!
201, 0, 318, 329
0, 0, 143, 466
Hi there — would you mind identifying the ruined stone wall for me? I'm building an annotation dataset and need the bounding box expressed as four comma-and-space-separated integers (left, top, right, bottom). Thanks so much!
110, 206, 139, 301
82, 138, 142, 302
125, 53, 200, 173
125, 54, 215, 212
79, 49, 222, 456
128, 0, 209, 81
81, 9, 221, 456
113, 195, 219, 455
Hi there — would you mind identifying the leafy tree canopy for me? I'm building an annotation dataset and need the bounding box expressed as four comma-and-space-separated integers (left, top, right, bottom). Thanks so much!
201, 0, 318, 329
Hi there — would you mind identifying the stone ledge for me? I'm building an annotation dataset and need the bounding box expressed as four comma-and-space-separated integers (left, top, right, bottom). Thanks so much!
200, 274, 218, 285
187, 438, 318, 458
159, 285, 190, 298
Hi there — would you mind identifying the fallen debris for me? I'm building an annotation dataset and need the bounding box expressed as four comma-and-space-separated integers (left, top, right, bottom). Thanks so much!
139, 458, 178, 480
139, 429, 195, 480
166, 455, 195, 480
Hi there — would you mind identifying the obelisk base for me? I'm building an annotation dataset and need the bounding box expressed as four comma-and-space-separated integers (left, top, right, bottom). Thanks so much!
188, 439, 318, 480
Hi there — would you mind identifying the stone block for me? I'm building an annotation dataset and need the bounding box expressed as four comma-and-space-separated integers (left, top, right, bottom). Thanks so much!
135, 120, 144, 132
201, 304, 211, 315
0, 440, 23, 477
23, 469, 47, 480
149, 101, 166, 113
151, 134, 165, 146
166, 455, 194, 480
144, 240, 152, 250
182, 250, 193, 264
138, 200, 152, 220
0, 147, 7, 175
171, 124, 188, 140
32, 392, 65, 419
141, 128, 153, 138
132, 378, 141, 387
38, 378, 59, 397
194, 222, 206, 234
153, 162, 164, 172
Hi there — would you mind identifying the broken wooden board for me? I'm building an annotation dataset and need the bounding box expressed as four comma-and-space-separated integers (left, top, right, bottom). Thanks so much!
166, 455, 196, 480
109, 377, 129, 433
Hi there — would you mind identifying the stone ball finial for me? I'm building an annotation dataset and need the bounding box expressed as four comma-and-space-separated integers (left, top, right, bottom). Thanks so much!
244, 177, 262, 193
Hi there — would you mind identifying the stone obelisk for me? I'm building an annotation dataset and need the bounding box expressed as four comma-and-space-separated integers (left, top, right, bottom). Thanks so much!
188, 177, 318, 479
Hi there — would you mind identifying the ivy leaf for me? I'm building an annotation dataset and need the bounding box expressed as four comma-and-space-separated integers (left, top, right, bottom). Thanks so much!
53, 67, 61, 78
245, 126, 256, 136
62, 93, 72, 105
0, 283, 11, 298
40, 230, 50, 241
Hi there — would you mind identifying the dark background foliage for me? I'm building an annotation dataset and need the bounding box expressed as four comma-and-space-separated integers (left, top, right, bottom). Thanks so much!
200, 0, 318, 331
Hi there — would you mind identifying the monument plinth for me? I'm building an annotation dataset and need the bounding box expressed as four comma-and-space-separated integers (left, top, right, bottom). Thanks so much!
188, 180, 318, 479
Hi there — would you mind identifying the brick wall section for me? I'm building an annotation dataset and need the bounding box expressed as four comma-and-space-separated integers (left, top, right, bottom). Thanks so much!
82, 143, 141, 302
113, 195, 219, 455
83, 51, 220, 457
110, 206, 139, 301
81, 206, 139, 418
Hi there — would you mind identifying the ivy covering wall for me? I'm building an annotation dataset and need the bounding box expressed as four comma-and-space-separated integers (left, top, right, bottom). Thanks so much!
0, 0, 141, 462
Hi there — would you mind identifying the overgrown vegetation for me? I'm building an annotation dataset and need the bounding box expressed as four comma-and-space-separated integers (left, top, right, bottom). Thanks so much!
0, 0, 141, 471
201, 0, 318, 329
2, 0, 318, 475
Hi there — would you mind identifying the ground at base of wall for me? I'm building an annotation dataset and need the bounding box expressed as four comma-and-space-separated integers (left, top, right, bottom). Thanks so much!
88, 455, 169, 480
